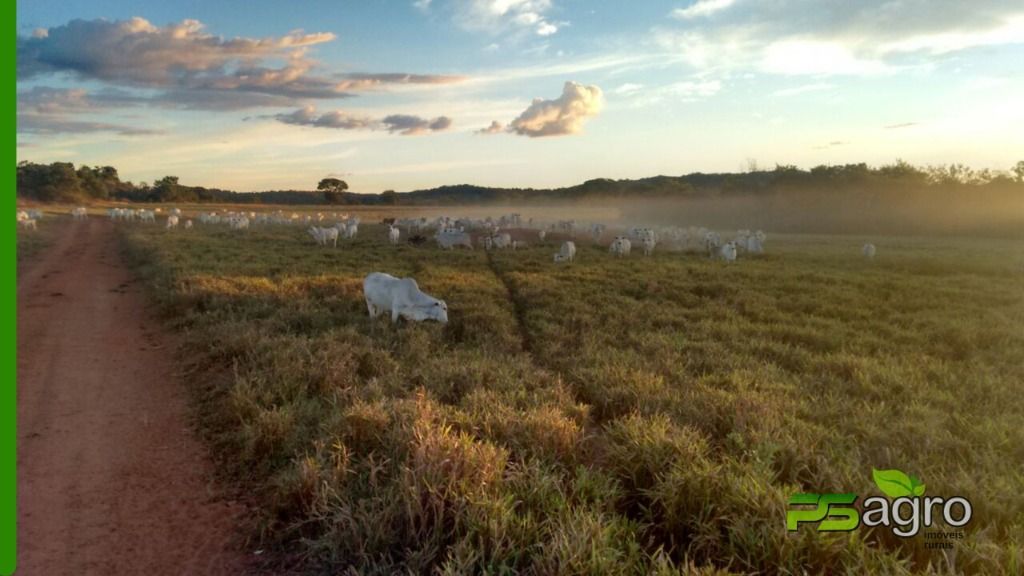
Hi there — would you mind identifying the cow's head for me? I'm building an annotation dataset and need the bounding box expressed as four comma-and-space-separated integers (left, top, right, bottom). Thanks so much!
412, 299, 448, 323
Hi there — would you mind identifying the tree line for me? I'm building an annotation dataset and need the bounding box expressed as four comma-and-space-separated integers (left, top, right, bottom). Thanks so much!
16, 159, 1024, 206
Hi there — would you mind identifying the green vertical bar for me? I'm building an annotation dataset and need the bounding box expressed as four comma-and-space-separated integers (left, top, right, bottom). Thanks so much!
2, 0, 15, 573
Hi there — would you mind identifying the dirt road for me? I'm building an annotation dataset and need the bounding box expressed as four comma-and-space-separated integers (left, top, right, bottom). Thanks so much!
17, 219, 249, 575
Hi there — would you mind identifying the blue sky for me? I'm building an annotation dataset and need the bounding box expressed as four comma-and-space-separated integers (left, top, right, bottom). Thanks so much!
16, 0, 1024, 192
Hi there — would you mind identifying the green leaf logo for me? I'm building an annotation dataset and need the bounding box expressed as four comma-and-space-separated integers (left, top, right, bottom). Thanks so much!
872, 468, 925, 498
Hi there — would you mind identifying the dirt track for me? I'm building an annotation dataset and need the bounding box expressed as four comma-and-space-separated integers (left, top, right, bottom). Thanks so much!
17, 219, 249, 575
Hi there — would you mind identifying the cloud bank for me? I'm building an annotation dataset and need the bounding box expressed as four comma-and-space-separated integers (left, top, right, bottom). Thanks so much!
274, 106, 453, 135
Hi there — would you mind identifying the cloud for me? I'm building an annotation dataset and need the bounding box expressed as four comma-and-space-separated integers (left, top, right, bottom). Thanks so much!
18, 18, 334, 86
18, 115, 163, 136
761, 40, 889, 76
273, 106, 453, 135
17, 86, 164, 136
333, 73, 467, 92
450, 0, 564, 37
275, 106, 377, 130
17, 17, 467, 110
617, 79, 721, 108
657, 2, 1024, 77
884, 122, 918, 129
671, 0, 736, 20
509, 81, 603, 137
476, 120, 506, 134
382, 114, 453, 135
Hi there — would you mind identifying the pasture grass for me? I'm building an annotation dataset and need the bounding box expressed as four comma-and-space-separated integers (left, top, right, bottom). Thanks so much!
119, 219, 1024, 574
16, 216, 60, 263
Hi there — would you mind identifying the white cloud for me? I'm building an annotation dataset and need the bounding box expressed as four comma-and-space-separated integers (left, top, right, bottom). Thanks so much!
761, 40, 889, 76
451, 0, 564, 37
508, 81, 603, 137
880, 14, 1024, 54
671, 0, 736, 20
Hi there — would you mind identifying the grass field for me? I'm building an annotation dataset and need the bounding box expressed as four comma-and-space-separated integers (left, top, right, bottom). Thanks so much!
118, 217, 1024, 574
16, 216, 60, 264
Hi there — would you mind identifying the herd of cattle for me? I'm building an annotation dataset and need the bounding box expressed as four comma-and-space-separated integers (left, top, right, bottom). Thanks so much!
15, 207, 883, 264
16, 207, 886, 323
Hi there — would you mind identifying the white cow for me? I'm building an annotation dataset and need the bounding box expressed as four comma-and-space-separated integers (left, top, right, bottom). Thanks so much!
863, 243, 877, 259
71, 206, 88, 220
388, 225, 401, 244
19, 218, 37, 231
555, 241, 576, 263
610, 237, 631, 257
184, 219, 193, 230
538, 229, 547, 242
746, 235, 763, 254
363, 272, 448, 323
718, 241, 738, 262
166, 215, 179, 229
309, 226, 339, 247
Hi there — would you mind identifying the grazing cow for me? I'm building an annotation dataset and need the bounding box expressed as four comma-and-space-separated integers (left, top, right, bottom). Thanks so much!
166, 215, 179, 229
610, 236, 632, 257
863, 243, 877, 259
557, 241, 577, 263
71, 207, 88, 220
363, 272, 448, 323
184, 219, 193, 229
590, 223, 606, 243
718, 241, 738, 262
746, 235, 763, 254
19, 218, 37, 231
309, 226, 339, 247
436, 228, 473, 250
388, 225, 401, 244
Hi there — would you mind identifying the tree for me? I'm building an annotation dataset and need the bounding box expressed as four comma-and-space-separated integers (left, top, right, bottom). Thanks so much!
381, 189, 399, 205
318, 177, 348, 204
1013, 161, 1024, 183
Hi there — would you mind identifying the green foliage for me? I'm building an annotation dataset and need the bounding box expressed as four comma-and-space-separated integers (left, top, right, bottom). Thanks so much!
120, 219, 1024, 574
16, 160, 1024, 212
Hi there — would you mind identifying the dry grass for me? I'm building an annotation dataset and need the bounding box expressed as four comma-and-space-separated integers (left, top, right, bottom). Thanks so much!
119, 215, 1024, 574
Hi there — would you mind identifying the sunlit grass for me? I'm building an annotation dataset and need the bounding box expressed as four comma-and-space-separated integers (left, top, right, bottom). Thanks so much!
120, 219, 1024, 574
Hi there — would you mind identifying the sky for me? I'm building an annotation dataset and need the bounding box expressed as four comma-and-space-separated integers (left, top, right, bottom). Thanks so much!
15, 0, 1024, 193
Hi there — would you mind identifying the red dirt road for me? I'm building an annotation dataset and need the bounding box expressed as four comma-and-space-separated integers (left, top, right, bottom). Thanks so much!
17, 219, 250, 575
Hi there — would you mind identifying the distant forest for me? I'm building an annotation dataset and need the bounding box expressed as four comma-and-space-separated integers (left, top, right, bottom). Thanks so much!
15, 159, 1024, 206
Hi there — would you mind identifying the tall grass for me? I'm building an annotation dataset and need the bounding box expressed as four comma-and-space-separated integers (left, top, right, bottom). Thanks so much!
120, 221, 1024, 574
